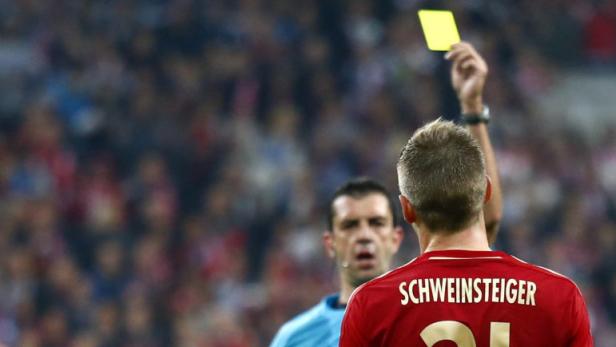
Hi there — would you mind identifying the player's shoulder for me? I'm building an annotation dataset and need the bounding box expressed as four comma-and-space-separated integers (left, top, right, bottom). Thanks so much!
270, 295, 342, 347
506, 254, 582, 290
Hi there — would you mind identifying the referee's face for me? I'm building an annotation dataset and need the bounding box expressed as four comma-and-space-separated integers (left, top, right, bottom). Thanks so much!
327, 193, 403, 288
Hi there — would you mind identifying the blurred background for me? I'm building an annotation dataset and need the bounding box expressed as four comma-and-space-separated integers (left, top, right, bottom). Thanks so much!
0, 0, 615, 346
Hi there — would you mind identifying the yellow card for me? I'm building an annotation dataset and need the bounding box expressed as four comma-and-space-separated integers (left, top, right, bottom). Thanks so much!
418, 10, 461, 51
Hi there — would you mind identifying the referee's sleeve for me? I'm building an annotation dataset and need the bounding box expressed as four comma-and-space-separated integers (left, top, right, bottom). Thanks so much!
269, 324, 291, 347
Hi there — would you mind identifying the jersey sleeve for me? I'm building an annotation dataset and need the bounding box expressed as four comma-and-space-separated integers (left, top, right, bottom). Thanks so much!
339, 290, 368, 347
567, 285, 593, 347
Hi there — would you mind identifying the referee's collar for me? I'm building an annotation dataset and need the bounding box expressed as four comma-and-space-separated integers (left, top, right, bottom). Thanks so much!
324, 293, 346, 310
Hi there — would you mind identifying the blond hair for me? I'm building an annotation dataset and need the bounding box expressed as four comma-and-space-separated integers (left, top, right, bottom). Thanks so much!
397, 119, 486, 231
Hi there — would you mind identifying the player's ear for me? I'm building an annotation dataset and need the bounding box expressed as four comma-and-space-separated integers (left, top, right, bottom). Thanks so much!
322, 231, 336, 259
484, 175, 492, 204
398, 195, 416, 224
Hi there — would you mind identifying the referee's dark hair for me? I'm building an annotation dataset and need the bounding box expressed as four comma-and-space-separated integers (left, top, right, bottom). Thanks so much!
326, 177, 400, 231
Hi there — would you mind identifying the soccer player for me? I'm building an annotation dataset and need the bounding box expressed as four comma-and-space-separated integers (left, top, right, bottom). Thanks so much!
270, 41, 504, 347
339, 44, 593, 346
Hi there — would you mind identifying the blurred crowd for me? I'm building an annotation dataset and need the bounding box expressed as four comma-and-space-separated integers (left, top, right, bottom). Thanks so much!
0, 0, 615, 346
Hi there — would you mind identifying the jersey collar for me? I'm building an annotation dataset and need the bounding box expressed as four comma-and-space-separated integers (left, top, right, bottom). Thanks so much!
418, 249, 509, 261
324, 293, 346, 310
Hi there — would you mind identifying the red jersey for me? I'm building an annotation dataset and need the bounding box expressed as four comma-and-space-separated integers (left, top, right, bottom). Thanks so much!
340, 249, 593, 347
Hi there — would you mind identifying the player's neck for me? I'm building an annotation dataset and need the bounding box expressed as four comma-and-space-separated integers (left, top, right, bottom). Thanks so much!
418, 219, 490, 254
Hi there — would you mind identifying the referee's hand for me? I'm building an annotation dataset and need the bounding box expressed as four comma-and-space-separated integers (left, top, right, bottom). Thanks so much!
445, 42, 488, 114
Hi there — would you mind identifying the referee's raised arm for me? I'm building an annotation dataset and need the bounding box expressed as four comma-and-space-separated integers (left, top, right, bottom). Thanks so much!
446, 41, 502, 244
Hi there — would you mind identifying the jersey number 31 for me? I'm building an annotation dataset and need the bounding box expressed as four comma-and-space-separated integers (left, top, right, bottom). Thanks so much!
421, 320, 510, 347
